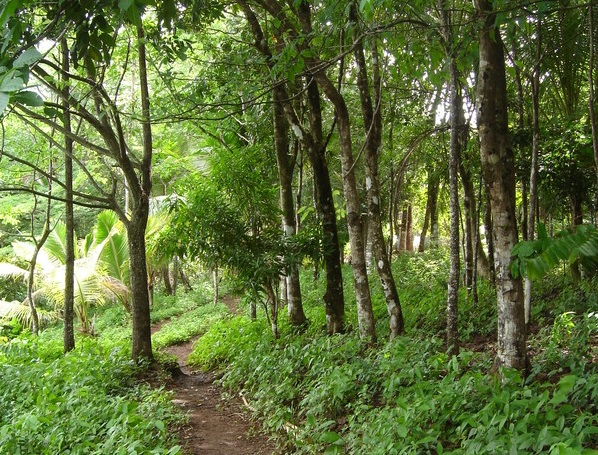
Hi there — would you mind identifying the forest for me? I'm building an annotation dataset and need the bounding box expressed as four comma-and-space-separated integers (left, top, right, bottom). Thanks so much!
0, 0, 597, 453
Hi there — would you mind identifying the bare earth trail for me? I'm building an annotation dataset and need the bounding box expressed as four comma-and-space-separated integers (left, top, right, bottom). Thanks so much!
152, 301, 276, 455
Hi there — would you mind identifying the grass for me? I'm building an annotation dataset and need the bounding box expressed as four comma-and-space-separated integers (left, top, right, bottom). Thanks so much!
2, 252, 598, 454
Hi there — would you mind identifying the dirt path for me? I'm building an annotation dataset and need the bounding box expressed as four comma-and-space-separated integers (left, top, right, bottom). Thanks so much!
159, 333, 276, 454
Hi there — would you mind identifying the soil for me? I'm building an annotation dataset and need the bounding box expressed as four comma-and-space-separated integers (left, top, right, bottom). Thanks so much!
154, 318, 276, 454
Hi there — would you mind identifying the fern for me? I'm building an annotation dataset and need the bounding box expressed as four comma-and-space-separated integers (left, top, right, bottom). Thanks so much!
511, 223, 598, 279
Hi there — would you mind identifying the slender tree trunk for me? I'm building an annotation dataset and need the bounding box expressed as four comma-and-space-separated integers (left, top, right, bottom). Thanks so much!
26, 250, 41, 335
213, 268, 219, 305
273, 91, 306, 327
128, 24, 154, 362
459, 157, 476, 294
351, 4, 404, 337
441, 1, 461, 355
475, 0, 527, 373
399, 207, 408, 251
27, 182, 53, 335
304, 80, 346, 334
419, 171, 440, 252
162, 266, 173, 295
590, 3, 598, 208
483, 183, 496, 284
405, 204, 413, 251
62, 38, 75, 353
525, 18, 542, 326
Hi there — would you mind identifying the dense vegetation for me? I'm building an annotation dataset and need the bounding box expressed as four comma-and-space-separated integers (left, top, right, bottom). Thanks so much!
2, 255, 596, 453
0, 0, 598, 453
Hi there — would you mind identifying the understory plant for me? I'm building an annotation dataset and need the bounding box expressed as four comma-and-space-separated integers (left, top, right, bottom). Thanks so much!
189, 256, 598, 454
0, 332, 183, 454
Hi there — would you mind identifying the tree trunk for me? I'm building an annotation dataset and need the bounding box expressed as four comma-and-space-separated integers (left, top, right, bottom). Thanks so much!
304, 80, 346, 334
591, 3, 598, 204
213, 268, 219, 305
62, 37, 75, 353
475, 0, 527, 373
405, 204, 414, 252
351, 5, 404, 337
399, 207, 408, 252
483, 182, 496, 285
162, 266, 173, 295
459, 156, 475, 294
128, 24, 154, 362
273, 91, 306, 327
442, 1, 461, 355
525, 18, 542, 325
315, 75, 376, 341
419, 171, 440, 252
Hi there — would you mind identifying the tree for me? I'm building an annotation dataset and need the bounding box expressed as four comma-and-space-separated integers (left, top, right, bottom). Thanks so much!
61, 37, 75, 352
0, 1, 164, 361
350, 1, 404, 338
475, 0, 527, 372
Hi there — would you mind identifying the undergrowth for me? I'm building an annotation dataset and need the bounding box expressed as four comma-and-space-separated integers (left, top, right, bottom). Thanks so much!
0, 284, 220, 454
0, 332, 183, 454
189, 251, 598, 454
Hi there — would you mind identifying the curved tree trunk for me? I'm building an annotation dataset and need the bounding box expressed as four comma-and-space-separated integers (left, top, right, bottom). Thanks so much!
525, 18, 542, 325
475, 0, 527, 373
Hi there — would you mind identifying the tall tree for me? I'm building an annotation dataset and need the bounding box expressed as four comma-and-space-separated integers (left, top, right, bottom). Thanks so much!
350, 2, 404, 338
0, 1, 161, 361
273, 90, 306, 327
439, 0, 462, 356
61, 37, 75, 352
475, 0, 527, 372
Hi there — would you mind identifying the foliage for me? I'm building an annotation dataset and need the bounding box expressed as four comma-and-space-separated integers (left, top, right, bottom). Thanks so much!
187, 258, 598, 454
152, 301, 229, 350
0, 333, 183, 454
512, 223, 598, 280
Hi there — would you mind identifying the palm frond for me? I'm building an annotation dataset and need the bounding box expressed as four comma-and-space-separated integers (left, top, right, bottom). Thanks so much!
0, 263, 28, 279
44, 222, 67, 265
511, 224, 598, 279
0, 300, 59, 330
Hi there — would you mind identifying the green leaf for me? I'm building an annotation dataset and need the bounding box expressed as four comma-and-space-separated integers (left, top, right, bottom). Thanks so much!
118, 0, 133, 10
510, 259, 520, 279
12, 90, 43, 107
0, 91, 9, 114
0, 0, 20, 28
0, 74, 23, 91
13, 48, 42, 69
319, 431, 344, 445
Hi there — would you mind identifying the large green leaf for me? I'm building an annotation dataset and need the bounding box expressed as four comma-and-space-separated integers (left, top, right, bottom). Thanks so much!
512, 224, 598, 280
92, 211, 129, 284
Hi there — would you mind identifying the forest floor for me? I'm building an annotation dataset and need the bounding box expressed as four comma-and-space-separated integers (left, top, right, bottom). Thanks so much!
150, 296, 276, 455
